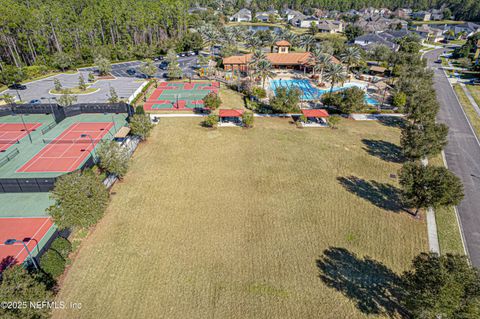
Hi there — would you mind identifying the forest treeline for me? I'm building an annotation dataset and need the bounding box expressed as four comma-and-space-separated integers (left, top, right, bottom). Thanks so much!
0, 0, 189, 68
199, 0, 480, 21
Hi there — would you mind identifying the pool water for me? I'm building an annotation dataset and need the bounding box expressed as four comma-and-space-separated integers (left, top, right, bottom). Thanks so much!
270, 79, 379, 105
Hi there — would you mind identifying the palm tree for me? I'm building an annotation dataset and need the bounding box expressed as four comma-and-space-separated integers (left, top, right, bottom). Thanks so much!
312, 53, 332, 85
300, 34, 316, 52
199, 24, 219, 56
245, 36, 261, 53
267, 31, 280, 53
248, 49, 266, 79
340, 46, 362, 77
324, 63, 347, 94
253, 59, 276, 89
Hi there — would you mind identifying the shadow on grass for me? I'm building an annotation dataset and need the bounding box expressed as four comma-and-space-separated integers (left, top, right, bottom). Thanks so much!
337, 176, 403, 212
377, 116, 406, 129
317, 247, 407, 318
362, 139, 405, 163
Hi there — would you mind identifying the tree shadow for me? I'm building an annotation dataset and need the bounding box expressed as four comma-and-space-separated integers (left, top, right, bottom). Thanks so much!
0, 256, 17, 272
362, 139, 405, 163
377, 116, 406, 129
337, 176, 403, 212
317, 247, 408, 318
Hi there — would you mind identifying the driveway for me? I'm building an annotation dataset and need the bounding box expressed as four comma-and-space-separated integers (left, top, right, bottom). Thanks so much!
425, 48, 480, 267
1, 71, 145, 104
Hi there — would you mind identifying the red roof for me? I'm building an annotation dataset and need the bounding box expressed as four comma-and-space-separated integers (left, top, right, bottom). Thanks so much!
275, 40, 291, 47
302, 109, 329, 118
219, 109, 244, 117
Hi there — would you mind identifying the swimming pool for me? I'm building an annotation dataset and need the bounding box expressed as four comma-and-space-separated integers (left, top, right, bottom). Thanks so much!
270, 79, 379, 105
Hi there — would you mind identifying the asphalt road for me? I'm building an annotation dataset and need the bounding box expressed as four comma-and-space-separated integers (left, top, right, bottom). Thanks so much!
425, 48, 480, 266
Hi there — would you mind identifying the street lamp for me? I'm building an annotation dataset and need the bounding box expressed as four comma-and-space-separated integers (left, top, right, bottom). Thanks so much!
80, 134, 97, 162
4, 238, 39, 270
19, 114, 33, 143
41, 96, 57, 120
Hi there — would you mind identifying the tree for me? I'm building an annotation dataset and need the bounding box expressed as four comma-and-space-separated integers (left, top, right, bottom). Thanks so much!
401, 122, 448, 160
403, 252, 480, 318
165, 49, 182, 79
242, 112, 254, 128
203, 114, 218, 128
48, 170, 109, 228
399, 162, 464, 216
50, 237, 72, 259
40, 249, 66, 278
2, 93, 15, 106
308, 21, 317, 36
96, 140, 129, 177
129, 114, 153, 140
108, 87, 119, 103
0, 266, 53, 319
52, 51, 73, 71
321, 87, 366, 114
88, 72, 95, 82
53, 78, 62, 91
95, 55, 111, 76
135, 105, 145, 115
252, 59, 275, 89
203, 92, 222, 110
327, 115, 341, 129
370, 44, 391, 63
344, 24, 363, 42
139, 59, 157, 78
340, 46, 362, 75
300, 34, 316, 52
270, 87, 302, 113
78, 74, 86, 91
324, 63, 347, 94
0, 65, 26, 86
311, 51, 331, 85
392, 91, 407, 110
57, 92, 77, 107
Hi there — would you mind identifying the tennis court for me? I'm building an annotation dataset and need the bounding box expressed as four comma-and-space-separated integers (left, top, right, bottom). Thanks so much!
17, 122, 114, 173
0, 217, 55, 271
143, 81, 220, 111
0, 123, 41, 152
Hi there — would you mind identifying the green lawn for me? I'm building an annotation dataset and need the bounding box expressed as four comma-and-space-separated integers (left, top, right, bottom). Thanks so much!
218, 85, 246, 110
412, 20, 464, 25
53, 118, 428, 319
453, 84, 480, 137
467, 85, 480, 107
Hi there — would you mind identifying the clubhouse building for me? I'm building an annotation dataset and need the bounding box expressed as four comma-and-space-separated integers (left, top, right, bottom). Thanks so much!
223, 40, 340, 73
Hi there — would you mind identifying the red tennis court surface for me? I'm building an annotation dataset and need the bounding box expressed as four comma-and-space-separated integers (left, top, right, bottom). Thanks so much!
18, 122, 113, 173
0, 123, 41, 152
0, 217, 54, 271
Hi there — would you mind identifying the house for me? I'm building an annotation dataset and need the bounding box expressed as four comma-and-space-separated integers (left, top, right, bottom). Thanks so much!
414, 25, 445, 42
298, 16, 319, 28
223, 41, 340, 73
354, 33, 400, 51
284, 9, 305, 22
255, 9, 279, 22
430, 9, 444, 21
454, 22, 480, 38
393, 8, 412, 19
317, 20, 343, 33
230, 8, 252, 22
411, 11, 431, 21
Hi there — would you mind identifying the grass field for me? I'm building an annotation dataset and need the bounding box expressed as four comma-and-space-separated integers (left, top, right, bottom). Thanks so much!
467, 85, 480, 107
53, 118, 428, 319
453, 84, 480, 137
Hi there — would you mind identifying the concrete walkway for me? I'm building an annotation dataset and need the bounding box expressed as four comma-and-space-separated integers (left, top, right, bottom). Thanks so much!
460, 83, 480, 117
427, 207, 440, 253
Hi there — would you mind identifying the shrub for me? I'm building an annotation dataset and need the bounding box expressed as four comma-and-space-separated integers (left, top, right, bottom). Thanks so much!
130, 114, 154, 140
135, 105, 145, 115
242, 112, 254, 128
40, 250, 66, 278
50, 237, 72, 259
327, 115, 341, 129
203, 114, 218, 128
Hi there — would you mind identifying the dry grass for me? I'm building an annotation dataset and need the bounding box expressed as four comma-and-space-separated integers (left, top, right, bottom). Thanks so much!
467, 85, 480, 107
219, 85, 246, 110
53, 118, 427, 319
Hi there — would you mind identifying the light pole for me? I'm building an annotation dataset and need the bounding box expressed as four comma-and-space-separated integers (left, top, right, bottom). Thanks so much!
80, 134, 97, 162
41, 96, 57, 121
4, 238, 39, 270
19, 114, 33, 143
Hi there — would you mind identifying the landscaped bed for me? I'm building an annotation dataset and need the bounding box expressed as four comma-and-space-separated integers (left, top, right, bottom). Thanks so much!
53, 117, 433, 318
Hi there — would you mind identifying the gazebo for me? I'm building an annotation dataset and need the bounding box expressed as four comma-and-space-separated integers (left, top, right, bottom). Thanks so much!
301, 109, 329, 126
219, 109, 244, 126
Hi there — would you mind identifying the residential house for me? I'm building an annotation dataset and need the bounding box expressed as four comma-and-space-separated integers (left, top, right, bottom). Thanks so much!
230, 8, 252, 22
317, 20, 343, 33
284, 9, 306, 26
354, 32, 400, 51
430, 8, 444, 21
474, 40, 480, 65
411, 11, 431, 21
454, 22, 480, 38
414, 25, 445, 42
298, 16, 319, 28
355, 16, 407, 33
255, 9, 279, 22
393, 8, 412, 19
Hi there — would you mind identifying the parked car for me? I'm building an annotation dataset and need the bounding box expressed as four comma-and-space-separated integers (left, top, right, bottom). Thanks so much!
29, 99, 41, 104
8, 83, 26, 90
179, 52, 186, 57
187, 51, 196, 56
159, 61, 169, 70
434, 59, 442, 64
126, 69, 136, 75
469, 79, 480, 86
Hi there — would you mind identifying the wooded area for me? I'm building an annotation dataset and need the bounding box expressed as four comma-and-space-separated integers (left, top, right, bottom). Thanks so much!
0, 0, 189, 67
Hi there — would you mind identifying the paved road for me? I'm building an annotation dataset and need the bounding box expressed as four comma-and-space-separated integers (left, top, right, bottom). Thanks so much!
425, 48, 480, 266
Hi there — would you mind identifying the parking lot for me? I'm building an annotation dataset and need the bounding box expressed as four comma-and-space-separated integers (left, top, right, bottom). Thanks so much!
80, 55, 199, 79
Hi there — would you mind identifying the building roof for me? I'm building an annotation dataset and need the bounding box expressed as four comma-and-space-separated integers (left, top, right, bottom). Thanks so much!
275, 40, 291, 46
370, 66, 387, 73
114, 126, 131, 139
223, 52, 340, 66
219, 109, 244, 117
302, 109, 329, 118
